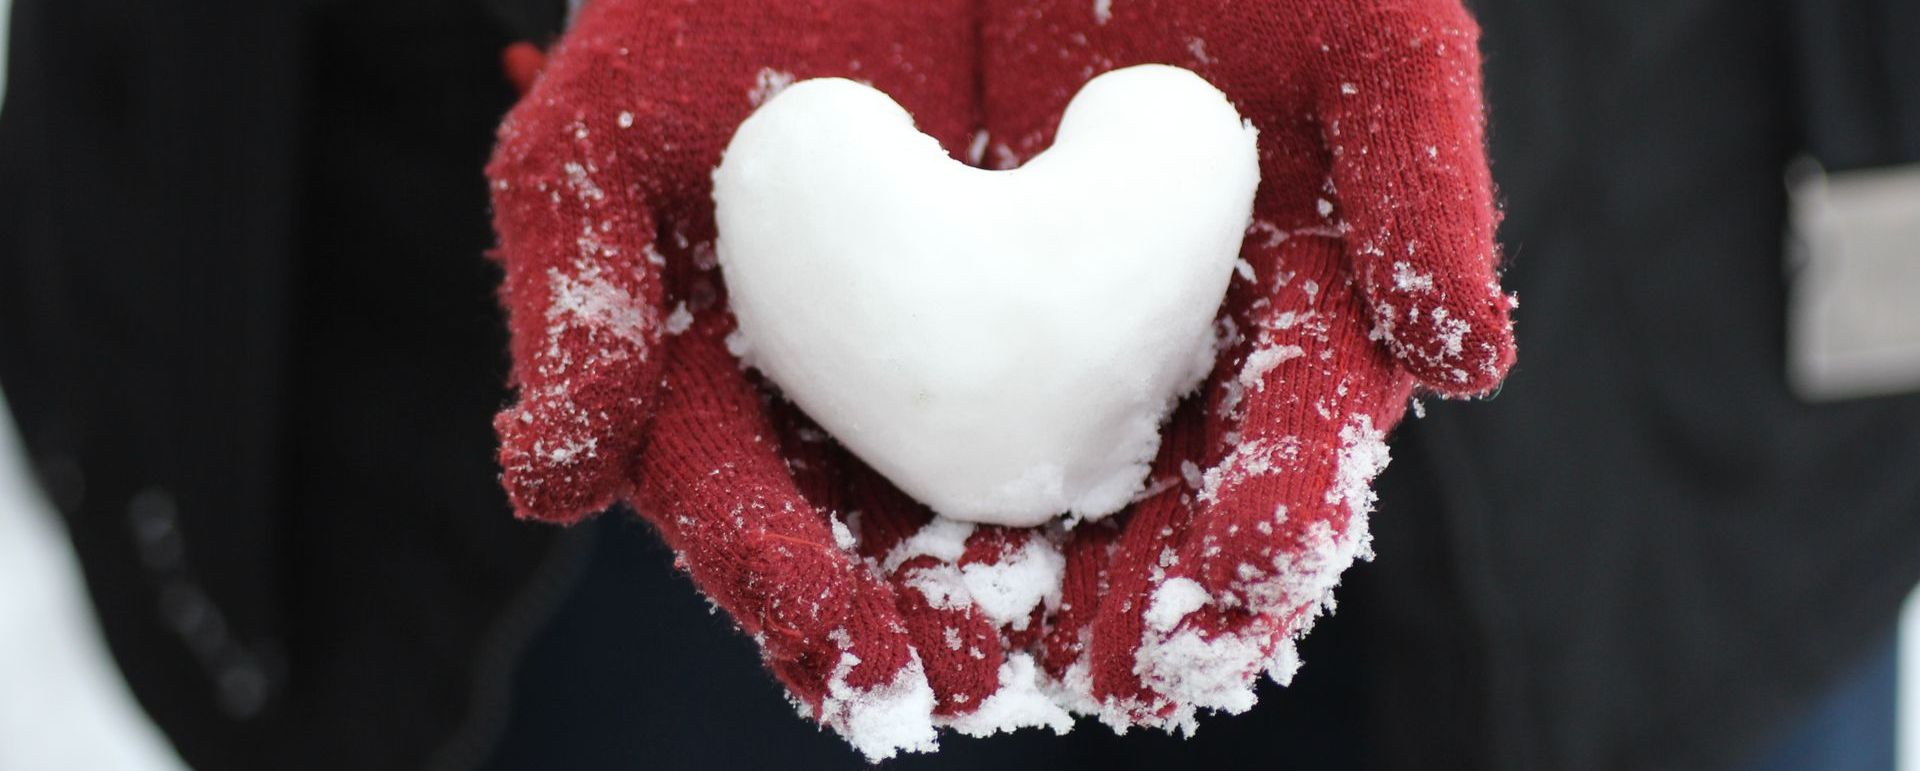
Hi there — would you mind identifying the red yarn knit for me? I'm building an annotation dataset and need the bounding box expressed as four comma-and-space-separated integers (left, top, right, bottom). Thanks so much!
980, 0, 1515, 731
485, 0, 1031, 758
490, 0, 1515, 748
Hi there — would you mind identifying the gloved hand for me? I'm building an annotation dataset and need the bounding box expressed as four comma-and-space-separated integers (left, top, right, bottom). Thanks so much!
487, 0, 1068, 758
979, 0, 1517, 731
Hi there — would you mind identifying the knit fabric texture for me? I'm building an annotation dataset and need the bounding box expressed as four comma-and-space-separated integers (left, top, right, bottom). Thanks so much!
486, 0, 1021, 759
978, 0, 1514, 731
486, 0, 1515, 752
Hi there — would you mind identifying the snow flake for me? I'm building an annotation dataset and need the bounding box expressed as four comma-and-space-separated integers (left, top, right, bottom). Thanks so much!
561, 162, 605, 203
1239, 345, 1306, 391
828, 515, 859, 551
1193, 436, 1299, 505
967, 130, 991, 167
724, 329, 752, 358
1187, 38, 1211, 64
1429, 307, 1469, 357
1391, 261, 1434, 292
1234, 258, 1256, 282
1247, 219, 1287, 249
748, 68, 796, 107
664, 302, 694, 335
545, 268, 650, 348
882, 518, 975, 572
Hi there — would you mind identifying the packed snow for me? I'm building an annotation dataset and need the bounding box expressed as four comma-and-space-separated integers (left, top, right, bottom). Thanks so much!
813, 629, 939, 762
713, 65, 1259, 526
937, 653, 1076, 738
886, 521, 1066, 632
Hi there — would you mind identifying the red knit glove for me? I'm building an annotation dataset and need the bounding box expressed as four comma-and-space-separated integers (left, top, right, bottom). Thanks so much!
981, 0, 1516, 731
486, 0, 1067, 758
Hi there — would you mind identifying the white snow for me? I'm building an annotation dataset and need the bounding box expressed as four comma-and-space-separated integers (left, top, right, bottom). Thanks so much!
1390, 261, 1434, 292
1428, 307, 1469, 357
828, 515, 859, 551
1133, 615, 1268, 732
2, 6, 1916, 758
1112, 414, 1387, 735
1193, 436, 1300, 506
1263, 635, 1304, 686
545, 267, 651, 349
887, 520, 1066, 631
663, 301, 694, 335
900, 564, 972, 612
713, 65, 1259, 526
1186, 37, 1211, 64
561, 161, 605, 202
881, 517, 976, 572
1238, 344, 1306, 390
813, 630, 939, 762
1042, 647, 1105, 719
1144, 577, 1209, 631
1233, 258, 1256, 282
937, 653, 1075, 737
747, 67, 795, 107
1327, 415, 1389, 514
955, 535, 1064, 630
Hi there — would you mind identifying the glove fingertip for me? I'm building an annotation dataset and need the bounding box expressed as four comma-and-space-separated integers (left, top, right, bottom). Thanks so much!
801, 582, 942, 762
500, 41, 548, 97
894, 596, 1003, 717
501, 462, 621, 525
1372, 281, 1516, 398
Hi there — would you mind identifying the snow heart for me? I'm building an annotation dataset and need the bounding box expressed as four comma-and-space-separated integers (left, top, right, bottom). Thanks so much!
713, 65, 1259, 526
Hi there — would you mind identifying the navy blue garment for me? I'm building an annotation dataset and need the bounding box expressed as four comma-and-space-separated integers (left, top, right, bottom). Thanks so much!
1741, 633, 1898, 771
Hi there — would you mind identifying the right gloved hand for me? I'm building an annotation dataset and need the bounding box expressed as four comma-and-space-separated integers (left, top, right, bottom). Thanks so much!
979, 0, 1516, 732
486, 0, 1071, 759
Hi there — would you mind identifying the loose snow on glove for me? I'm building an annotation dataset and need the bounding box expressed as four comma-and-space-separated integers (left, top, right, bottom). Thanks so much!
938, 652, 1076, 737
885, 519, 1067, 631
1126, 415, 1387, 735
813, 629, 940, 761
899, 539, 1067, 632
713, 65, 1259, 527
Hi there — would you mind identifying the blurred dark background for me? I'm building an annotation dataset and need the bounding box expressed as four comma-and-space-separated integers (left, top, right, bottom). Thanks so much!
0, 0, 1916, 770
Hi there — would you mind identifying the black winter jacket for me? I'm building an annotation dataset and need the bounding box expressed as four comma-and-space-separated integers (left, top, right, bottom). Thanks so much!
0, 0, 1915, 769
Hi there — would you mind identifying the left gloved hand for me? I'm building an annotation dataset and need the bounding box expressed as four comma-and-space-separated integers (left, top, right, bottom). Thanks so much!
979, 0, 1517, 731
486, 2, 1074, 757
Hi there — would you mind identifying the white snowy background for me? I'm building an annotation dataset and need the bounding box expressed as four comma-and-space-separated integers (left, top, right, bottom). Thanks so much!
0, 1, 1912, 767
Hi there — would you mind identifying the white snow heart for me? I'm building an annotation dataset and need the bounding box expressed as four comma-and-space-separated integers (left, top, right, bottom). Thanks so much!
712, 65, 1259, 527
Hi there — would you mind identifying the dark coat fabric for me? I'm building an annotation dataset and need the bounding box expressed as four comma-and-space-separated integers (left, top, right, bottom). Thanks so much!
0, 0, 1914, 770
0, 0, 574, 768
1383, 1, 1920, 768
